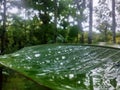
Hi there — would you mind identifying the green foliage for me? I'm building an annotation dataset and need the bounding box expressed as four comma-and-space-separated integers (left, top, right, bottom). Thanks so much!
69, 26, 79, 37
56, 34, 65, 43
0, 45, 120, 89
67, 25, 79, 43
1, 0, 119, 54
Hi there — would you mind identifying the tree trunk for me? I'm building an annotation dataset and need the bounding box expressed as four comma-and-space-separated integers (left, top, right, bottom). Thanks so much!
88, 0, 93, 44
112, 0, 116, 44
104, 26, 108, 42
1, 0, 6, 54
54, 0, 58, 43
75, 0, 85, 44
77, 19, 84, 43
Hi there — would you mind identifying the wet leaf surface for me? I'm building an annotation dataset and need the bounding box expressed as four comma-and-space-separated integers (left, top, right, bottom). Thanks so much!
0, 44, 120, 90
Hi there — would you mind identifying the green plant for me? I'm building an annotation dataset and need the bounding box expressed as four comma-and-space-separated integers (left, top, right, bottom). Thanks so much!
0, 44, 120, 90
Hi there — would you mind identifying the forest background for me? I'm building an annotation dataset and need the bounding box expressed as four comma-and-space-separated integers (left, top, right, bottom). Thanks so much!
0, 0, 120, 54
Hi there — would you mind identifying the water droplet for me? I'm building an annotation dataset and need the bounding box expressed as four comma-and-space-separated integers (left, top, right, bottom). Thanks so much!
26, 56, 31, 59
65, 85, 72, 89
42, 62, 45, 64
36, 73, 46, 76
56, 58, 59, 60
26, 66, 31, 70
52, 76, 55, 79
33, 51, 38, 53
69, 74, 74, 79
9, 64, 12, 67
60, 62, 63, 65
58, 46, 62, 49
69, 49, 72, 51
13, 54, 20, 57
65, 74, 68, 77
73, 57, 76, 60
48, 48, 51, 50
77, 81, 81, 84
46, 60, 50, 63
35, 54, 40, 57
62, 56, 66, 59
64, 50, 67, 52
49, 79, 54, 81
49, 51, 52, 53
58, 51, 61, 54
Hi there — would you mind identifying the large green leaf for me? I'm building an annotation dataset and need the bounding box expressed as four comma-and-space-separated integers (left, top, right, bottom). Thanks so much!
0, 44, 120, 90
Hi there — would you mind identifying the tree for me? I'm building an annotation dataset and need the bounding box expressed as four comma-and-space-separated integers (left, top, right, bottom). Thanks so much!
74, 0, 86, 43
112, 0, 116, 43
68, 25, 79, 43
94, 0, 112, 43
1, 0, 7, 54
96, 21, 110, 42
54, 0, 58, 43
88, 0, 93, 44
